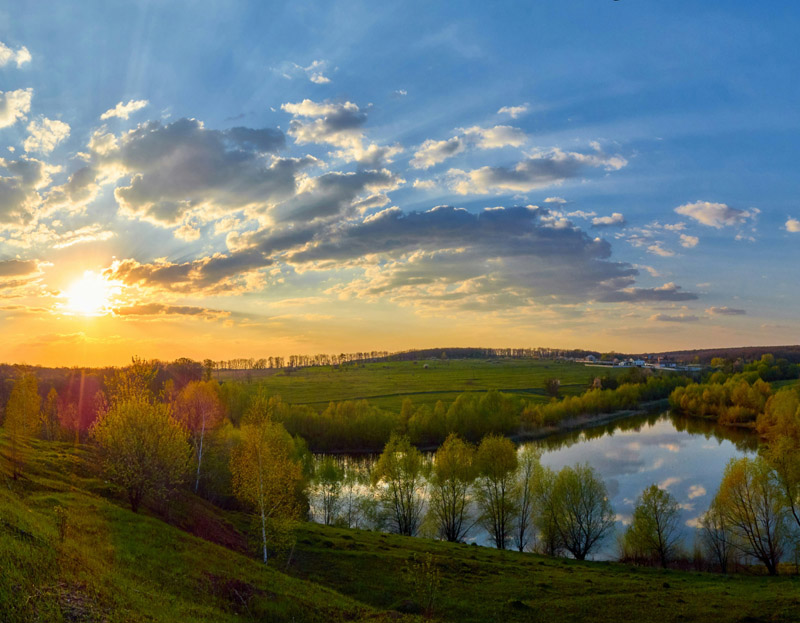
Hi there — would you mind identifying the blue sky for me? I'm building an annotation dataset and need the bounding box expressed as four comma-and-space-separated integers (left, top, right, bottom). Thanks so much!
1, 1, 798, 365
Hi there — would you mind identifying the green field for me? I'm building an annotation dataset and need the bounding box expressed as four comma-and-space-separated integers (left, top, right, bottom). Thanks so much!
4, 436, 800, 622
218, 359, 626, 412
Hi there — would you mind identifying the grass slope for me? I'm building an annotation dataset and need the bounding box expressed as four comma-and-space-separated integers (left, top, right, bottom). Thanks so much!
5, 436, 800, 622
0, 438, 408, 623
221, 359, 621, 411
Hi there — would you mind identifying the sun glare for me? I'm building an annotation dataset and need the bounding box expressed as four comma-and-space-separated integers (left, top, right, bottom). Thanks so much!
63, 271, 117, 316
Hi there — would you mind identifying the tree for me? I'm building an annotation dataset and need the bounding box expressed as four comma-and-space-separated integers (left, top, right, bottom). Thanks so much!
4, 372, 41, 479
91, 398, 191, 512
699, 500, 734, 573
41, 387, 60, 441
532, 465, 563, 556
104, 356, 158, 406
714, 456, 787, 575
172, 380, 224, 492
231, 411, 303, 564
544, 378, 560, 398
549, 464, 614, 560
514, 445, 542, 552
474, 434, 519, 549
312, 455, 344, 526
625, 484, 682, 568
428, 434, 476, 542
372, 434, 426, 536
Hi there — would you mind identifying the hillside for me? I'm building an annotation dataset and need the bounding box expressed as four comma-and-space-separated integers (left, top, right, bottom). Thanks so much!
4, 436, 800, 622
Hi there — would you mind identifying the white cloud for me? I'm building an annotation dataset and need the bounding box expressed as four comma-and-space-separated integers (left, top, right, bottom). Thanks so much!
462, 125, 526, 149
413, 179, 436, 190
498, 103, 529, 119
675, 200, 759, 229
0, 88, 33, 128
687, 485, 706, 499
785, 217, 800, 233
0, 41, 31, 67
647, 242, 674, 257
100, 99, 149, 120
411, 125, 526, 169
679, 234, 699, 248
592, 212, 625, 227
279, 59, 332, 84
411, 136, 466, 169
24, 118, 71, 154
544, 196, 566, 204
659, 477, 682, 489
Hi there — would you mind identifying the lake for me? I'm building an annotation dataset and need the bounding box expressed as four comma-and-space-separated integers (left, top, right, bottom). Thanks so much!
311, 411, 759, 559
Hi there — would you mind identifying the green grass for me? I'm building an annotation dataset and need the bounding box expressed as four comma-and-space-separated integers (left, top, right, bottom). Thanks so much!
0, 438, 408, 623
219, 359, 623, 411
5, 434, 800, 622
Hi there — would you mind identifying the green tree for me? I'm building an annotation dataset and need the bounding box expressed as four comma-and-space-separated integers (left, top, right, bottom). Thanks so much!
105, 356, 158, 406
312, 455, 344, 526
231, 410, 303, 564
514, 445, 542, 552
625, 484, 683, 568
532, 465, 563, 556
91, 398, 191, 512
4, 372, 41, 479
714, 456, 787, 575
172, 380, 224, 492
543, 378, 560, 398
428, 433, 476, 542
549, 464, 614, 560
40, 387, 60, 441
373, 434, 426, 536
474, 434, 519, 549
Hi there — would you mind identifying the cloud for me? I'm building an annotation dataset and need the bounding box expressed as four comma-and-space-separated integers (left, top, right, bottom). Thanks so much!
659, 477, 681, 489
0, 156, 56, 225
448, 147, 626, 194
24, 117, 71, 154
413, 179, 436, 190
411, 125, 526, 169
278, 60, 331, 84
82, 118, 301, 225
592, 212, 625, 227
0, 259, 41, 278
687, 485, 706, 500
598, 282, 698, 303
104, 251, 271, 295
282, 205, 696, 310
786, 218, 800, 233
0, 88, 33, 128
411, 137, 466, 169
679, 234, 699, 248
706, 306, 746, 316
498, 104, 529, 119
0, 41, 31, 67
281, 99, 398, 165
113, 303, 230, 319
650, 313, 700, 323
100, 99, 149, 120
675, 200, 759, 229
647, 242, 674, 257
544, 196, 566, 204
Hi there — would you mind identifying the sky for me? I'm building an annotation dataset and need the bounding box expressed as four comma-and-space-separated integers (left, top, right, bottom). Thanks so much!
1, 1, 799, 366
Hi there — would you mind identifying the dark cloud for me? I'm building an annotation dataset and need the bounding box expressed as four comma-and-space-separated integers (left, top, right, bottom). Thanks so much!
113, 303, 229, 318
0, 258, 39, 277
598, 282, 698, 303
650, 313, 701, 323
706, 306, 746, 316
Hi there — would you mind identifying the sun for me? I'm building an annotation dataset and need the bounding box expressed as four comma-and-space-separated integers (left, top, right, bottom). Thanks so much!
63, 271, 118, 316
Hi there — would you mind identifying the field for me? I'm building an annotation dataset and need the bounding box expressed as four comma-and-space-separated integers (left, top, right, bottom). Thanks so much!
217, 359, 627, 411
4, 436, 800, 622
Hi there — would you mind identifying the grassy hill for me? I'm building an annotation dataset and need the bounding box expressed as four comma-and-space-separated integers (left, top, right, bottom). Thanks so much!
4, 436, 800, 622
218, 359, 622, 411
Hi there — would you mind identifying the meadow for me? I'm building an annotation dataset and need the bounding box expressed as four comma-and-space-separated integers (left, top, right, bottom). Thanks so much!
218, 358, 624, 411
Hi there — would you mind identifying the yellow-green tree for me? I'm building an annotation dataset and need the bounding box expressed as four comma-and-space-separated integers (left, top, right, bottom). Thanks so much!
428, 433, 476, 542
714, 456, 787, 575
105, 356, 158, 406
624, 484, 682, 568
41, 387, 60, 441
474, 434, 519, 550
173, 380, 224, 492
91, 398, 191, 512
373, 434, 426, 536
4, 372, 41, 479
231, 410, 303, 564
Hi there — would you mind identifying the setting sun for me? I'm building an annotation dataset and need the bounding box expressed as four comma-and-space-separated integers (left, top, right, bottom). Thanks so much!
63, 271, 118, 316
